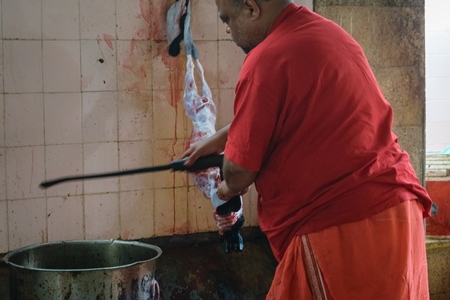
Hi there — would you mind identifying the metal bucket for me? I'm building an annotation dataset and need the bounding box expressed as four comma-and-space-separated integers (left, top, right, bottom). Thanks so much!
3, 239, 162, 300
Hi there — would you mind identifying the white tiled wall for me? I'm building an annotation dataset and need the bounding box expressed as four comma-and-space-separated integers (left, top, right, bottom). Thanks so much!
426, 0, 450, 152
0, 0, 312, 254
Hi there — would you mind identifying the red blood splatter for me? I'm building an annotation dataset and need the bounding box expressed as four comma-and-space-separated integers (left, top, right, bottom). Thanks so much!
103, 33, 114, 50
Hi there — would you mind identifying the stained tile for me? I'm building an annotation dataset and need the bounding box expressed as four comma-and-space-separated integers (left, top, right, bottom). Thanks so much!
0, 200, 7, 253
43, 41, 81, 93
187, 187, 216, 233
152, 41, 185, 90
8, 198, 47, 250
194, 41, 219, 89
0, 95, 4, 147
120, 190, 155, 240
83, 142, 119, 194
81, 40, 117, 92
6, 146, 45, 200
2, 0, 41, 39
119, 141, 154, 191
80, 0, 115, 40
217, 88, 234, 128
117, 40, 152, 92
152, 139, 188, 189
82, 92, 118, 143
152, 89, 188, 140
150, 0, 172, 42
118, 91, 153, 141
218, 41, 245, 89
190, 0, 218, 41
3, 41, 43, 93
116, 0, 152, 40
5, 94, 44, 147
44, 93, 82, 145
0, 44, 3, 94
47, 196, 84, 242
42, 0, 80, 40
154, 187, 188, 236
45, 144, 83, 198
242, 187, 259, 227
84, 193, 120, 240
0, 148, 5, 201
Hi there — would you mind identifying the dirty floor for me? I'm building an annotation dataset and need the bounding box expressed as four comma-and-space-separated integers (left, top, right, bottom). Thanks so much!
0, 227, 277, 300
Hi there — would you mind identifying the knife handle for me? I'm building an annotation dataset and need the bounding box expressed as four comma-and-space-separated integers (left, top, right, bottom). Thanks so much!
171, 154, 224, 172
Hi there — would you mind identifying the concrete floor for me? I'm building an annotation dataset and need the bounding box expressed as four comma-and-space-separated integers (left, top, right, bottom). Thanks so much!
0, 227, 277, 300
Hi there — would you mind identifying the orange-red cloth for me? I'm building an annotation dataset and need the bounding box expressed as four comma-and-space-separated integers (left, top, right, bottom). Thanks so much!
266, 200, 429, 300
224, 4, 433, 262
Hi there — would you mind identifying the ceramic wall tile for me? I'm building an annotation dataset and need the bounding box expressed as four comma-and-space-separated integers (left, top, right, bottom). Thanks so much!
426, 122, 450, 152
118, 141, 154, 191
242, 187, 259, 227
47, 196, 84, 242
0, 42, 3, 94
3, 41, 43, 94
44, 93, 82, 145
217, 88, 234, 128
2, 0, 41, 39
117, 40, 152, 92
152, 139, 188, 189
152, 89, 188, 140
82, 92, 118, 143
81, 40, 117, 92
194, 41, 219, 89
42, 0, 80, 40
0, 200, 7, 253
0, 94, 4, 147
8, 198, 47, 250
118, 91, 153, 142
83, 142, 119, 194
154, 187, 188, 236
120, 190, 155, 240
0, 148, 5, 201
43, 41, 81, 93
45, 144, 83, 197
426, 78, 450, 101
218, 41, 245, 89
150, 0, 172, 42
116, 0, 152, 41
5, 94, 44, 147
190, 0, 218, 41
427, 54, 450, 78
152, 41, 185, 91
187, 187, 216, 233
80, 0, 115, 40
84, 193, 120, 240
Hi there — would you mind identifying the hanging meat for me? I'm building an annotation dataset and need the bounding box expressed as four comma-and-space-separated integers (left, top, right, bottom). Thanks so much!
167, 0, 244, 252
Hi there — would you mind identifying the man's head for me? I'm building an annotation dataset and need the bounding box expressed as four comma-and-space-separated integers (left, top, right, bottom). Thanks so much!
215, 0, 293, 53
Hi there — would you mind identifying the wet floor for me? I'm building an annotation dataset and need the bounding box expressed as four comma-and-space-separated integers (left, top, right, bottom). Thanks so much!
0, 227, 277, 300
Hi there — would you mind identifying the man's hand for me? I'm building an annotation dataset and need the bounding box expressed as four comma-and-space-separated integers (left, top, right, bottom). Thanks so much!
214, 196, 245, 253
182, 124, 230, 166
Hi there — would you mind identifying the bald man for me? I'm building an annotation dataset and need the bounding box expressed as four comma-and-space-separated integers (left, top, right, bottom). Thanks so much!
183, 1, 432, 299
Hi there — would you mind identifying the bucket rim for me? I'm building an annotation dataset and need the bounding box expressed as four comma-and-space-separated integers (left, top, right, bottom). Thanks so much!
3, 239, 162, 272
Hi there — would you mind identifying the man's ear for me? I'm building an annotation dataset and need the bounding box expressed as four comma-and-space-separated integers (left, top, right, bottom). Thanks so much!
243, 0, 261, 20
